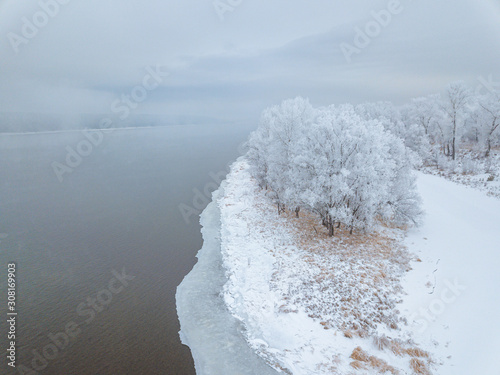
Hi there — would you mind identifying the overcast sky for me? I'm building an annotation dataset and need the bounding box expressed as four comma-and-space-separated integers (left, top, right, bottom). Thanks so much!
1, 0, 500, 126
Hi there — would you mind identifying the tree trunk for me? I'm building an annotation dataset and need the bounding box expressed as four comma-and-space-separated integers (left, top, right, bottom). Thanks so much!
452, 117, 457, 160
327, 215, 334, 237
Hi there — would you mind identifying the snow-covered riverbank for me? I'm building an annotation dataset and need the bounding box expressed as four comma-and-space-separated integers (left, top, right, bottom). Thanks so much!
176, 182, 278, 375
216, 159, 437, 374
177, 158, 500, 374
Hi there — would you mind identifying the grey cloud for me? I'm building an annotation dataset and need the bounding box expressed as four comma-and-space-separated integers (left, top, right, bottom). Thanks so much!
1, 0, 499, 128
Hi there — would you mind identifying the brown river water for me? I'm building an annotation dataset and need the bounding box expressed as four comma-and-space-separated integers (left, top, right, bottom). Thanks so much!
0, 125, 251, 375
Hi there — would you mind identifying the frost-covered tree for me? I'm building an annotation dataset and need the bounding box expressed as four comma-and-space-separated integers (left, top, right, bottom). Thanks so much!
247, 111, 273, 188
298, 104, 387, 234
247, 100, 422, 236
356, 101, 430, 159
383, 137, 423, 226
477, 91, 500, 157
248, 97, 315, 214
439, 82, 472, 160
405, 94, 442, 139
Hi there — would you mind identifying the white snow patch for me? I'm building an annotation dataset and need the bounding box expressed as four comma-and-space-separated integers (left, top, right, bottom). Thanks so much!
399, 172, 500, 374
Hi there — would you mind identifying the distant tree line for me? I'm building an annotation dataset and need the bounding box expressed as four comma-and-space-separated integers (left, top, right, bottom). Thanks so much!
357, 81, 500, 163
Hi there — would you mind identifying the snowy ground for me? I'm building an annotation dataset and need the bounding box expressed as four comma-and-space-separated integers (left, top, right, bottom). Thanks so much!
399, 172, 500, 375
421, 150, 500, 199
177, 158, 500, 374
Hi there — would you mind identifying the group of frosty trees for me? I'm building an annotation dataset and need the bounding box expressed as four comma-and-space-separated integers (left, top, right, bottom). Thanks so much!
245, 81, 500, 235
246, 97, 423, 236
356, 81, 500, 163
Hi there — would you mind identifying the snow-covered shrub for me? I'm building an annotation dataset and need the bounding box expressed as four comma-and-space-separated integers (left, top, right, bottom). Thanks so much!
461, 157, 478, 174
485, 157, 494, 174
436, 154, 459, 174
436, 154, 449, 171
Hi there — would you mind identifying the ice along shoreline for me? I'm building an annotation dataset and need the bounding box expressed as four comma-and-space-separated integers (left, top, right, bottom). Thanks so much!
175, 180, 278, 375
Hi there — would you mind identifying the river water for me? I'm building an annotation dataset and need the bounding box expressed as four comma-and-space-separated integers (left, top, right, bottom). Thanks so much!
0, 125, 250, 375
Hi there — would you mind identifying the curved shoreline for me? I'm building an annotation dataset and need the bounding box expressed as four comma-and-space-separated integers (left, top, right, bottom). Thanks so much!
176, 182, 278, 375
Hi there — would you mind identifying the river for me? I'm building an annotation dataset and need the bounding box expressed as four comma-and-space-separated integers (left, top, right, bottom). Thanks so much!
0, 125, 250, 374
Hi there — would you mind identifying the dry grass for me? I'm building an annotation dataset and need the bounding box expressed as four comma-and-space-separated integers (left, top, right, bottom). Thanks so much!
390, 340, 406, 357
267, 205, 411, 335
409, 358, 432, 375
349, 347, 400, 374
284, 208, 403, 256
350, 347, 370, 362
343, 330, 353, 339
368, 357, 399, 375
406, 348, 430, 358
350, 361, 367, 370
373, 334, 391, 351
